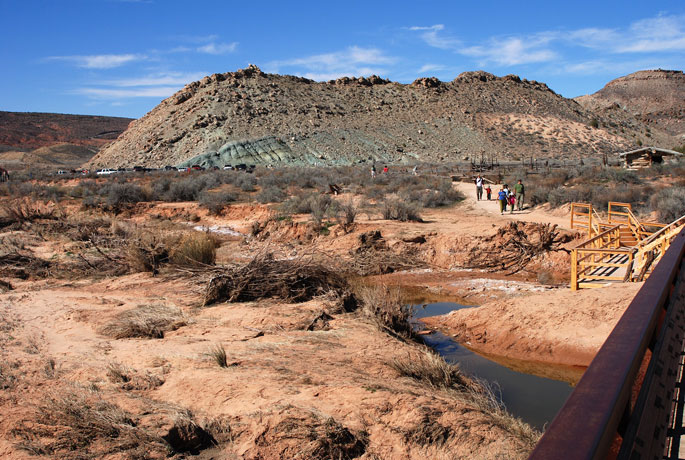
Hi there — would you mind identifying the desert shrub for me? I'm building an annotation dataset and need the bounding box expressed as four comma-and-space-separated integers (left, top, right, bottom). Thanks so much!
99, 304, 187, 339
162, 173, 223, 202
355, 284, 413, 337
256, 186, 287, 204
101, 183, 147, 211
280, 193, 337, 223
203, 252, 353, 306
338, 200, 358, 227
236, 174, 257, 192
402, 181, 464, 208
169, 232, 217, 267
198, 190, 236, 215
381, 199, 422, 222
650, 186, 685, 222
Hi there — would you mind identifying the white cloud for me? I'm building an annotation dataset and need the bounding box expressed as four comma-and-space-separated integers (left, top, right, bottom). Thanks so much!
268, 46, 396, 80
101, 71, 207, 87
461, 35, 557, 66
197, 42, 238, 55
418, 63, 446, 73
409, 24, 461, 50
47, 53, 146, 69
618, 15, 685, 52
74, 86, 180, 99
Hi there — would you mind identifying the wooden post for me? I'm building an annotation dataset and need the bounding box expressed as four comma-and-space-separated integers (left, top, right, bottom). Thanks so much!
571, 250, 578, 290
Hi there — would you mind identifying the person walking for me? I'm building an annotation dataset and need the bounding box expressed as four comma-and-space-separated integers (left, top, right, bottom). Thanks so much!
497, 188, 507, 214
382, 165, 388, 174
502, 184, 510, 212
485, 185, 492, 200
371, 164, 376, 178
475, 175, 484, 201
509, 193, 516, 214
514, 179, 525, 211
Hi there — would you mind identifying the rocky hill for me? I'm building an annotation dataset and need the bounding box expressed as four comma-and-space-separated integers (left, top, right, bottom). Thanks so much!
576, 70, 685, 138
87, 66, 676, 168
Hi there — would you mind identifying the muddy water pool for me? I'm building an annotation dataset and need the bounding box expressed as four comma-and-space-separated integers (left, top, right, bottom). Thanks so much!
413, 301, 575, 431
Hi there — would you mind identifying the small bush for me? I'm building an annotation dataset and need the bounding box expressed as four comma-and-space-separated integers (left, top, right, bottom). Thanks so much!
99, 304, 187, 339
256, 186, 287, 204
169, 232, 217, 267
650, 186, 685, 222
102, 183, 147, 211
198, 190, 236, 215
381, 199, 422, 222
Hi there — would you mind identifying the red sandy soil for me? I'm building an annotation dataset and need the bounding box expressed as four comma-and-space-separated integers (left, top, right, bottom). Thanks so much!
0, 273, 535, 459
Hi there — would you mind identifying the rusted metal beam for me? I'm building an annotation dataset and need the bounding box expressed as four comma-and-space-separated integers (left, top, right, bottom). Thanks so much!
530, 228, 685, 460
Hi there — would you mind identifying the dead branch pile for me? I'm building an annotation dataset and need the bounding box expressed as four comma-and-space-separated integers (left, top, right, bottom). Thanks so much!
0, 251, 51, 279
347, 231, 424, 276
203, 252, 352, 305
465, 222, 568, 274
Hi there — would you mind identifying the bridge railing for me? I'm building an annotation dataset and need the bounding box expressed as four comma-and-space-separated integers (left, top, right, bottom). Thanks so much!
529, 227, 685, 459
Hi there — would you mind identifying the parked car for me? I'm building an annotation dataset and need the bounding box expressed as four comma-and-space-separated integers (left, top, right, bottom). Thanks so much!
96, 168, 117, 175
132, 165, 145, 172
164, 165, 175, 171
56, 170, 67, 175
223, 165, 233, 170
190, 165, 204, 171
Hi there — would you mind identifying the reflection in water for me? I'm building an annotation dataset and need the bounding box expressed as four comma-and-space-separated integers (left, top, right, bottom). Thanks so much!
413, 302, 574, 431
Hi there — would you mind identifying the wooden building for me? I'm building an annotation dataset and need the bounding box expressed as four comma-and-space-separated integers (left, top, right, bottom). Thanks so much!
618, 147, 683, 170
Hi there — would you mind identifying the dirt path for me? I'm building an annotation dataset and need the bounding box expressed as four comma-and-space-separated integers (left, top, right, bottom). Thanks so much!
453, 181, 571, 230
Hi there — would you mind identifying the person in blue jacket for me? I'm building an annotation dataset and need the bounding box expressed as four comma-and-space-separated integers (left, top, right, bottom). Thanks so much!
497, 187, 508, 214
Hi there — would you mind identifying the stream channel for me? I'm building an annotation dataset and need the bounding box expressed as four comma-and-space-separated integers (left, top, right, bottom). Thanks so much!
412, 301, 575, 431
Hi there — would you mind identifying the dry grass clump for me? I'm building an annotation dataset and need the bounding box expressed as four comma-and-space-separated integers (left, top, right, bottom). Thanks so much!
391, 349, 540, 452
355, 284, 414, 337
207, 344, 228, 368
169, 232, 217, 267
203, 252, 352, 306
251, 408, 367, 460
390, 349, 471, 390
99, 304, 187, 339
11, 386, 167, 458
106, 362, 165, 390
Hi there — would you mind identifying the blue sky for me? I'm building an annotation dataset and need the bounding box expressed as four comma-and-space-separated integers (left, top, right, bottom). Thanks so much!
1, 0, 683, 118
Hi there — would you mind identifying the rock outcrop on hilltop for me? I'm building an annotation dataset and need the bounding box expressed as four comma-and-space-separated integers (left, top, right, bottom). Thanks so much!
89, 65, 676, 168
576, 70, 685, 138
